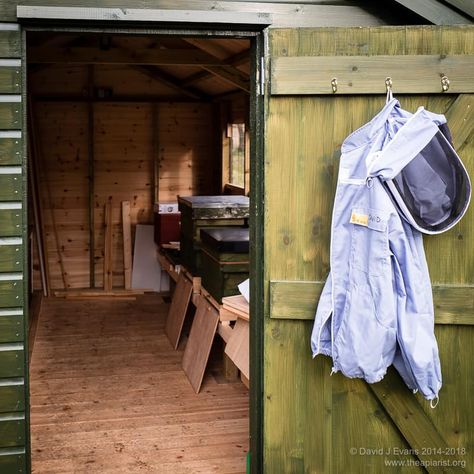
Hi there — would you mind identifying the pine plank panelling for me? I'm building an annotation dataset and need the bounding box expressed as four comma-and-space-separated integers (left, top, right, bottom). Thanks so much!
34, 102, 89, 290
157, 103, 217, 202
29, 65, 87, 96
93, 102, 153, 289
30, 51, 219, 290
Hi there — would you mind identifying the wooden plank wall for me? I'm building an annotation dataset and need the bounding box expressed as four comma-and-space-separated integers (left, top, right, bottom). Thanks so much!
158, 102, 216, 202
93, 102, 154, 289
34, 102, 90, 289
31, 65, 217, 290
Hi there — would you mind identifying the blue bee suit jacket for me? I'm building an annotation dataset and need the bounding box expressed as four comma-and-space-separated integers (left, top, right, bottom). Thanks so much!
311, 98, 443, 401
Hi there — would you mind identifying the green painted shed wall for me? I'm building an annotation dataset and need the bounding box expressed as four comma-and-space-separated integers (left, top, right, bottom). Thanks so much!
0, 22, 28, 473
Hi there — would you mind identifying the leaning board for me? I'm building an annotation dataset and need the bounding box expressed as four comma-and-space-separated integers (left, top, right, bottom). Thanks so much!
182, 296, 220, 393
165, 272, 193, 350
224, 316, 249, 380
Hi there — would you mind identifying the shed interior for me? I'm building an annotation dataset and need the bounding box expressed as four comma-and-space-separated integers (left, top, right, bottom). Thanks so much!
26, 30, 252, 472
28, 31, 251, 290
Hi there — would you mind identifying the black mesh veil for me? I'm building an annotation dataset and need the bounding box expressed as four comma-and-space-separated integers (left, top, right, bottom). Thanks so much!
384, 124, 471, 234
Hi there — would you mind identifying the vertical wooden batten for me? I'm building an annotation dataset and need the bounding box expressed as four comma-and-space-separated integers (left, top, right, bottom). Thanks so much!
249, 33, 264, 474
26, 99, 49, 296
87, 65, 95, 289
103, 196, 113, 291
219, 101, 230, 191
121, 201, 132, 290
152, 103, 159, 205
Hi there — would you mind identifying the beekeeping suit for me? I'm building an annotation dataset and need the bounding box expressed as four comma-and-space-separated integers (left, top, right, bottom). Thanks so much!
311, 97, 471, 403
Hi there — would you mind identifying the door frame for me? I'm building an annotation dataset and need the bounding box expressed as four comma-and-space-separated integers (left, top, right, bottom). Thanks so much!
21, 22, 266, 474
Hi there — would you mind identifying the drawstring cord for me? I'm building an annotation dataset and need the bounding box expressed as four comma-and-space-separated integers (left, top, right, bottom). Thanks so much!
430, 396, 439, 409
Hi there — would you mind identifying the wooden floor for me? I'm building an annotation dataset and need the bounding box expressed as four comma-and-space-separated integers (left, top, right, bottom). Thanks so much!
29, 295, 249, 474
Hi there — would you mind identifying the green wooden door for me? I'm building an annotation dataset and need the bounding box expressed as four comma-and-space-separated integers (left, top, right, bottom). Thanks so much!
0, 23, 29, 473
263, 26, 473, 473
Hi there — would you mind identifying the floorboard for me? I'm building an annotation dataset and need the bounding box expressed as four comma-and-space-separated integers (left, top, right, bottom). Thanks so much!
30, 295, 249, 474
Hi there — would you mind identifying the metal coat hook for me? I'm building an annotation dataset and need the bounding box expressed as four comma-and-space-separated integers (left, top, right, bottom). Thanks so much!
331, 77, 338, 93
441, 75, 450, 92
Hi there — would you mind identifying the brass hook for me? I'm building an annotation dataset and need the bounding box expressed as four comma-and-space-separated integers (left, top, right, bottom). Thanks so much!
441, 75, 450, 92
385, 77, 393, 92
331, 77, 338, 93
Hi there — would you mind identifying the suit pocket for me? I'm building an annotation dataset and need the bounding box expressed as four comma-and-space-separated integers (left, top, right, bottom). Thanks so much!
350, 207, 389, 277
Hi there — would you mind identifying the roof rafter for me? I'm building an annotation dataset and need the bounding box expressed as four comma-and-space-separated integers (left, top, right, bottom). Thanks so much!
392, 0, 472, 24
181, 50, 250, 92
131, 65, 209, 101
444, 0, 474, 18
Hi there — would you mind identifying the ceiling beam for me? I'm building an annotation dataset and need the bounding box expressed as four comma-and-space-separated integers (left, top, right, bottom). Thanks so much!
181, 50, 250, 92
28, 46, 228, 66
201, 65, 250, 92
132, 65, 209, 101
392, 0, 472, 24
32, 94, 204, 103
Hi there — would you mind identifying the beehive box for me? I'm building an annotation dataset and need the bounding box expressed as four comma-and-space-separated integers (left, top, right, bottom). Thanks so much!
178, 196, 249, 274
200, 227, 249, 303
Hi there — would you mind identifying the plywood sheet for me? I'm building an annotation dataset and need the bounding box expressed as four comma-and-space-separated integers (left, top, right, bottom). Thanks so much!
224, 317, 249, 380
182, 297, 219, 393
165, 272, 193, 350
131, 225, 162, 291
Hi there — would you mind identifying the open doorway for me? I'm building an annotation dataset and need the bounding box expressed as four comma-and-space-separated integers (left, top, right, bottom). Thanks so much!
26, 30, 257, 473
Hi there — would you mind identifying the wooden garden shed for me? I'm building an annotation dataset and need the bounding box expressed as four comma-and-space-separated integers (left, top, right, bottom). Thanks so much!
0, 1, 473, 473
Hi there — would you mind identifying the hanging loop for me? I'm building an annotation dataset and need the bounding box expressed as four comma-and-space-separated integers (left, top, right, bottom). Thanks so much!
441, 75, 450, 92
385, 77, 393, 102
331, 77, 338, 93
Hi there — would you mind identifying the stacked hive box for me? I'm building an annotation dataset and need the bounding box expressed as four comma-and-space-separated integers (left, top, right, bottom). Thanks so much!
178, 196, 249, 275
200, 227, 249, 303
